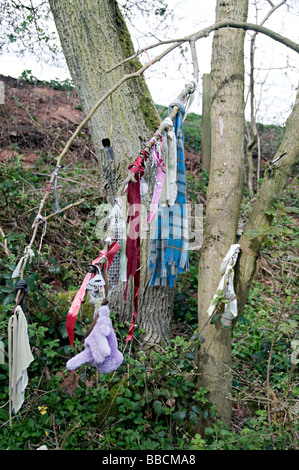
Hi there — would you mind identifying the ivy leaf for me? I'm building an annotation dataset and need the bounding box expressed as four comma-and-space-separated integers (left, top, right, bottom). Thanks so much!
210, 313, 219, 325
189, 410, 199, 425
171, 410, 186, 423
191, 405, 201, 415
2, 294, 15, 306
153, 400, 165, 414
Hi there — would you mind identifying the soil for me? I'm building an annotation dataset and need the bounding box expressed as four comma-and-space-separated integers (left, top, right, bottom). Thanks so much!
0, 74, 203, 173
0, 74, 96, 169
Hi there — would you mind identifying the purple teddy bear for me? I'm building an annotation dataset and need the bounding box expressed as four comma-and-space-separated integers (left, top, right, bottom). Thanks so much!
66, 304, 123, 374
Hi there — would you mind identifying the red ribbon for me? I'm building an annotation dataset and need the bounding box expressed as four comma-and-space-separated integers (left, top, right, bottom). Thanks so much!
124, 151, 148, 341
66, 241, 120, 348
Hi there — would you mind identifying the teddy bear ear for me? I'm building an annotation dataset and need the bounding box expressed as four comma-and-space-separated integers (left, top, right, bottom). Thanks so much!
99, 305, 110, 315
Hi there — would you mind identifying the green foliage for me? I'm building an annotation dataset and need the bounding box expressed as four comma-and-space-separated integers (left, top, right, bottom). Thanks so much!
230, 179, 299, 450
173, 252, 199, 327
0, 319, 211, 450
18, 70, 75, 91
191, 409, 291, 450
183, 113, 202, 153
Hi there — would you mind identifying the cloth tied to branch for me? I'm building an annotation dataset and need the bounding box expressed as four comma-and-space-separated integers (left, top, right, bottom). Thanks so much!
207, 244, 240, 324
66, 241, 121, 348
149, 101, 189, 287
124, 150, 148, 341
8, 305, 34, 414
12, 246, 35, 279
159, 117, 177, 207
52, 166, 61, 213
32, 214, 47, 254
147, 134, 166, 224
102, 198, 127, 287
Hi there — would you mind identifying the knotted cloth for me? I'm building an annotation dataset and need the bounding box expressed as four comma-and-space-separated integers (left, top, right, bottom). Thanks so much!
12, 246, 35, 279
207, 244, 240, 326
159, 117, 177, 207
102, 198, 127, 287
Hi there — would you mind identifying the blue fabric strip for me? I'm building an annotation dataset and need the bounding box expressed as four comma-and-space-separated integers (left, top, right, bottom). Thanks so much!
149, 103, 189, 287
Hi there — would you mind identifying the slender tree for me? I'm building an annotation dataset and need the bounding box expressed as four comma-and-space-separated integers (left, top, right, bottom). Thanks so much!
236, 83, 299, 312
197, 0, 249, 428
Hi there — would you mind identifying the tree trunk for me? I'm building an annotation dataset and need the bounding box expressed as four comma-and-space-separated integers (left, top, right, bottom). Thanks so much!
236, 84, 299, 311
201, 74, 211, 171
48, 0, 174, 344
197, 0, 248, 428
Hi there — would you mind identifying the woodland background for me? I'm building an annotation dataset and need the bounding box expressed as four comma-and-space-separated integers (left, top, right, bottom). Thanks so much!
0, 71, 297, 450
0, 0, 298, 452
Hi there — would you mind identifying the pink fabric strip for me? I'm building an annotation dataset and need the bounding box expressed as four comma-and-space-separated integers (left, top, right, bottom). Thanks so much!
66, 242, 120, 348
147, 136, 165, 224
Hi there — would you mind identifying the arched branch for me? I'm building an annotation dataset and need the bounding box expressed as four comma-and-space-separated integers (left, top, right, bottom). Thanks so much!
108, 19, 299, 72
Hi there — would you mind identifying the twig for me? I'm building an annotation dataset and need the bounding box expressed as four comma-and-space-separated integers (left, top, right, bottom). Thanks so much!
0, 225, 12, 257
44, 198, 86, 222
15, 197, 86, 281
246, 0, 287, 195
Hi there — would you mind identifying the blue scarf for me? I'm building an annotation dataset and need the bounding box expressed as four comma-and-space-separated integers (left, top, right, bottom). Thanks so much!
149, 101, 189, 287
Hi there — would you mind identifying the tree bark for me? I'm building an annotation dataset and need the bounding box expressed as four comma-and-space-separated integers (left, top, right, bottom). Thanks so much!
48, 0, 174, 344
236, 84, 299, 312
197, 0, 248, 428
201, 73, 211, 171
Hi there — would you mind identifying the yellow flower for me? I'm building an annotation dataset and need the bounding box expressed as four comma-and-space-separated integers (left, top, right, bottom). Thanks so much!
38, 406, 48, 415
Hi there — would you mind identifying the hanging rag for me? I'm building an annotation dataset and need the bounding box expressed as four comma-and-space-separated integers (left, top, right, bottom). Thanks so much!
207, 244, 240, 326
66, 241, 121, 348
8, 305, 34, 414
32, 214, 47, 254
12, 246, 35, 279
53, 166, 61, 213
146, 134, 166, 224
159, 117, 177, 207
124, 150, 148, 341
66, 303, 123, 374
102, 198, 127, 287
149, 101, 189, 287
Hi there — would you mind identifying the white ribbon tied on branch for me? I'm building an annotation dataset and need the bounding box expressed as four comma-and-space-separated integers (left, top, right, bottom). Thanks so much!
207, 244, 240, 326
12, 246, 35, 279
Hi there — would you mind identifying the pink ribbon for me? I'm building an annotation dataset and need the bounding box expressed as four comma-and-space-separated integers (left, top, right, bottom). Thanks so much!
66, 242, 120, 348
147, 135, 165, 224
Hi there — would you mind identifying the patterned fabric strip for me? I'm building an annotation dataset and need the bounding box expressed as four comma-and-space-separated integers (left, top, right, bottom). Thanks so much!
149, 102, 189, 287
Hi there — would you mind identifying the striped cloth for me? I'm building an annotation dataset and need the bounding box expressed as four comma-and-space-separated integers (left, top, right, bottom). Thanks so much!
149, 101, 189, 287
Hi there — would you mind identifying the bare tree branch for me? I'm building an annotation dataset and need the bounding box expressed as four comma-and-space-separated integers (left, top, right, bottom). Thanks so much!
108, 18, 299, 72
